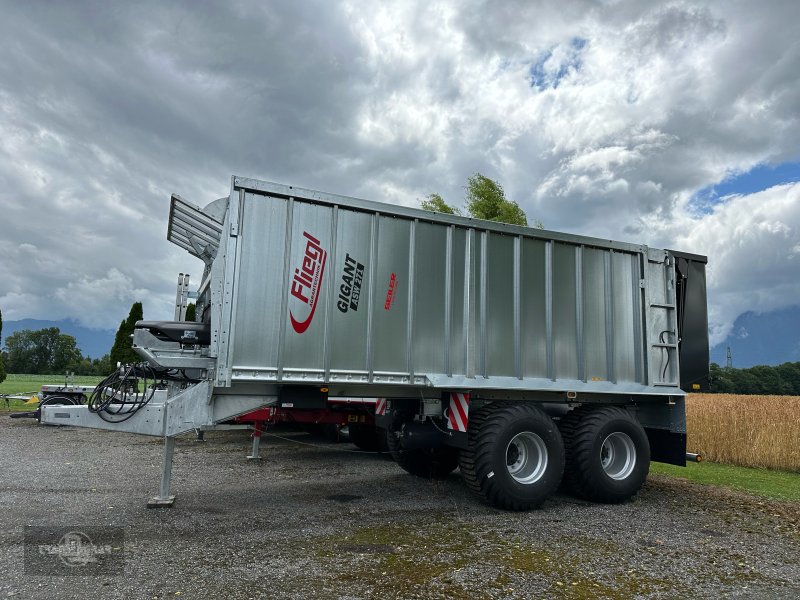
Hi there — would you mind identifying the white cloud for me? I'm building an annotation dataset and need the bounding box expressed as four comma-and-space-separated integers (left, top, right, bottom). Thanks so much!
675, 183, 800, 345
52, 269, 152, 329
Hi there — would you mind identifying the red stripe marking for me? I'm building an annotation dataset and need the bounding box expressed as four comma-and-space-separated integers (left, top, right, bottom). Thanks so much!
448, 408, 459, 430
452, 394, 468, 430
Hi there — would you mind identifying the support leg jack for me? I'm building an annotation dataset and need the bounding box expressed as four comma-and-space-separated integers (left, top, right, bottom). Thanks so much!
148, 436, 176, 508
247, 422, 263, 460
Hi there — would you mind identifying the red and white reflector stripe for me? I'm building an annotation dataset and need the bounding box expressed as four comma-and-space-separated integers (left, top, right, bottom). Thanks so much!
375, 397, 387, 416
447, 392, 469, 432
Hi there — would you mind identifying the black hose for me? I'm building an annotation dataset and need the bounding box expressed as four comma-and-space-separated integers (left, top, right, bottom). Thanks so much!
87, 364, 159, 422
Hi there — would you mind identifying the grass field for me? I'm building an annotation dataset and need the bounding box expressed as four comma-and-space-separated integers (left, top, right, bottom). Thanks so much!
650, 461, 800, 502
686, 393, 800, 472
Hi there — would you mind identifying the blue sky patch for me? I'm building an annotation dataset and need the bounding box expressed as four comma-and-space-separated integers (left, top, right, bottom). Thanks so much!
529, 37, 587, 91
689, 160, 800, 214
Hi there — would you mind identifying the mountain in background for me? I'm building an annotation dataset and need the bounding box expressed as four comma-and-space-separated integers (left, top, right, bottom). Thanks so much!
710, 305, 800, 368
1, 319, 115, 359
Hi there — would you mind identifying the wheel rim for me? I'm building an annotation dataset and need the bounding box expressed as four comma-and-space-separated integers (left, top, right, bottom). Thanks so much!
600, 432, 636, 480
506, 432, 548, 484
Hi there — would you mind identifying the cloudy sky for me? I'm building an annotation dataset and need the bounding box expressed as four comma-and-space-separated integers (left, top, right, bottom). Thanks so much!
1, 0, 799, 355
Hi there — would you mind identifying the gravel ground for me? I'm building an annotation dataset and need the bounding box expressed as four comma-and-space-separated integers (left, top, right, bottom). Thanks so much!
1, 415, 798, 600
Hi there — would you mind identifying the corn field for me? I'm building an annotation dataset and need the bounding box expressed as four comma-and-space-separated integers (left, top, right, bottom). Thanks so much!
686, 394, 800, 472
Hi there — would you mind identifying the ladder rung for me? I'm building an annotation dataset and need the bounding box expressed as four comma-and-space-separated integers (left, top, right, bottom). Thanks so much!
650, 303, 675, 309
652, 343, 677, 348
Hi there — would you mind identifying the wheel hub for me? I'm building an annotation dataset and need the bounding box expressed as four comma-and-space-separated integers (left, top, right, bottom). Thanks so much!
505, 431, 548, 484
600, 432, 636, 480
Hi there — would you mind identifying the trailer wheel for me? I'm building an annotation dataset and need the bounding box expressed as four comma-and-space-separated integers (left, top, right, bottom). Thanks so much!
348, 424, 389, 453
459, 404, 564, 510
560, 406, 650, 503
386, 429, 460, 478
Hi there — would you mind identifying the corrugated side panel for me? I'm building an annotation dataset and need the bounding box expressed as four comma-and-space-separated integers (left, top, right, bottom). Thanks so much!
229, 194, 288, 373
224, 186, 678, 395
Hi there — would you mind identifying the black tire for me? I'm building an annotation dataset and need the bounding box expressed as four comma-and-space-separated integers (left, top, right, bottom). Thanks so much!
560, 406, 650, 503
386, 429, 460, 478
348, 424, 389, 453
459, 404, 564, 511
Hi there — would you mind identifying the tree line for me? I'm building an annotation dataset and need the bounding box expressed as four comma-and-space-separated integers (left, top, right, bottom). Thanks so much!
0, 303, 144, 376
708, 362, 800, 395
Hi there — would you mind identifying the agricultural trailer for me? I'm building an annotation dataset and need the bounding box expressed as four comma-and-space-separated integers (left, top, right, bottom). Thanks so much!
42, 176, 709, 510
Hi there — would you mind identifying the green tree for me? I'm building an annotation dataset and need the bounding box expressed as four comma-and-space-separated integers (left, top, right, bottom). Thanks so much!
708, 361, 800, 395
708, 363, 735, 393
465, 173, 528, 226
420, 193, 461, 215
109, 302, 143, 366
421, 173, 541, 227
92, 354, 113, 375
70, 356, 94, 376
776, 362, 800, 395
185, 302, 196, 322
4, 328, 82, 374
0, 308, 6, 384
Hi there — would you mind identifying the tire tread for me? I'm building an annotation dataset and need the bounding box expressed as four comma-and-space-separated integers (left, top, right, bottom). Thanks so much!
562, 406, 649, 503
459, 403, 564, 510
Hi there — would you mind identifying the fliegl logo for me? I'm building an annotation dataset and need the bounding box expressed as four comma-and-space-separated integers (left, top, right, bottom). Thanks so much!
289, 231, 327, 334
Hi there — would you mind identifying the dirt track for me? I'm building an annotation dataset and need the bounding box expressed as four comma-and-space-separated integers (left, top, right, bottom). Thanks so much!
1, 416, 798, 599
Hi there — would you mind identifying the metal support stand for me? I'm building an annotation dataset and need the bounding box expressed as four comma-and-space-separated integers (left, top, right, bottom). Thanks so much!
195, 429, 205, 442
148, 436, 176, 508
247, 423, 263, 460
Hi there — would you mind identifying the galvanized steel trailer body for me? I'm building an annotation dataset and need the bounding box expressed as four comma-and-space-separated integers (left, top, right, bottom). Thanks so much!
202, 177, 685, 394
42, 175, 709, 507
